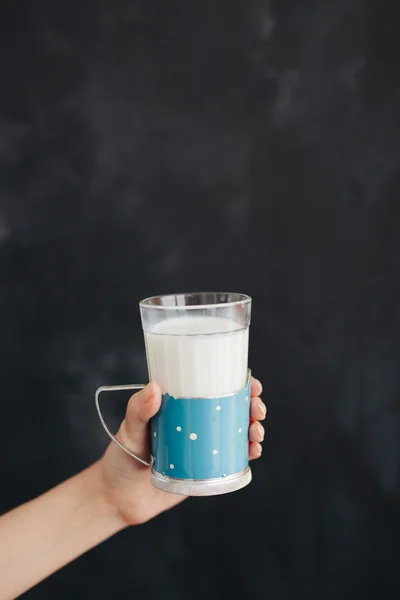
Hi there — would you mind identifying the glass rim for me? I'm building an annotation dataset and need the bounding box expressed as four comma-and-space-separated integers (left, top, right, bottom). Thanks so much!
139, 292, 252, 311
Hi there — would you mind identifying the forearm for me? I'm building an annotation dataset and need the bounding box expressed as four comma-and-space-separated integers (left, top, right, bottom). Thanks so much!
0, 461, 127, 600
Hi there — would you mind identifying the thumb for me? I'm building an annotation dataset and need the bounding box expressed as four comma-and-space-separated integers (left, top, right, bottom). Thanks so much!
117, 382, 161, 463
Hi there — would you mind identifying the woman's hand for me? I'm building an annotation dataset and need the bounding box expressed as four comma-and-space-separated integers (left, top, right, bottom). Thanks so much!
0, 377, 266, 599
99, 377, 266, 525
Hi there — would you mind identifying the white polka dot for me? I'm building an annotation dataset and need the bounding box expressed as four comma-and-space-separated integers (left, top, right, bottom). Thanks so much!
153, 432, 157, 437
246, 396, 249, 402
216, 405, 221, 411
170, 464, 174, 470
189, 433, 198, 440
213, 449, 218, 455
238, 428, 242, 433
176, 426, 182, 432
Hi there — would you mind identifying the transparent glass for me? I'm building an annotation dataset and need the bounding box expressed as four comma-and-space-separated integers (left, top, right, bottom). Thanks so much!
139, 292, 252, 398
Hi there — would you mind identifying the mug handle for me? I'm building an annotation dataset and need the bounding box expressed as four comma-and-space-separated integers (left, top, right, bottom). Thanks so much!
95, 384, 153, 467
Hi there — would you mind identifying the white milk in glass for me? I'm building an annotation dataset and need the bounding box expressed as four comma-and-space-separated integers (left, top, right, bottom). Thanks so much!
144, 316, 249, 398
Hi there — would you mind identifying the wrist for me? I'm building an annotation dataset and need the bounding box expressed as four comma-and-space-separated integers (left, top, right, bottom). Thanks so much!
84, 461, 129, 534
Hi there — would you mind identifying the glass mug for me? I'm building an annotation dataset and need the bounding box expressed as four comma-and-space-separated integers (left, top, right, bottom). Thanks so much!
95, 292, 252, 496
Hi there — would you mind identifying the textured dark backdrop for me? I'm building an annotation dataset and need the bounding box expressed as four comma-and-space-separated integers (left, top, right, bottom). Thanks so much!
1, 1, 400, 599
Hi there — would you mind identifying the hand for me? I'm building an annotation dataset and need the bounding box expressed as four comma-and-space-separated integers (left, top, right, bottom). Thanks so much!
0, 378, 266, 598
99, 377, 266, 526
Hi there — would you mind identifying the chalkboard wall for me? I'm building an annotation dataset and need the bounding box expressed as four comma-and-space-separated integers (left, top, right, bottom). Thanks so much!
1, 1, 399, 598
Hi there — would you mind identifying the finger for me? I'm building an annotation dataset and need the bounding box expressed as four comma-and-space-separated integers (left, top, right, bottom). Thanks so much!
250, 397, 267, 421
249, 441, 262, 460
250, 377, 262, 397
249, 421, 265, 443
117, 382, 161, 458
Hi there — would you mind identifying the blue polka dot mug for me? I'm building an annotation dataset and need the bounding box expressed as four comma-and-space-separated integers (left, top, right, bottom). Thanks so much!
96, 293, 252, 496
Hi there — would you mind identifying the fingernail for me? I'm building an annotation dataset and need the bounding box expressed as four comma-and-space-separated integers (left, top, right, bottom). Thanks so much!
257, 401, 267, 417
143, 383, 154, 403
254, 378, 263, 392
256, 423, 265, 440
256, 442, 263, 454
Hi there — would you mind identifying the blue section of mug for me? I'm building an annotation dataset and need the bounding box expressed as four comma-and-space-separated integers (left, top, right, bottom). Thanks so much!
151, 376, 251, 480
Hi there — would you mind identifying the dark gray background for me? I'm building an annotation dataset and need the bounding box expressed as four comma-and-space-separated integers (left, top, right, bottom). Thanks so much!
1, 1, 400, 598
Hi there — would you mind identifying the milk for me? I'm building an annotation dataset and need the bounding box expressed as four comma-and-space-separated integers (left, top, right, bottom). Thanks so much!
144, 316, 249, 398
